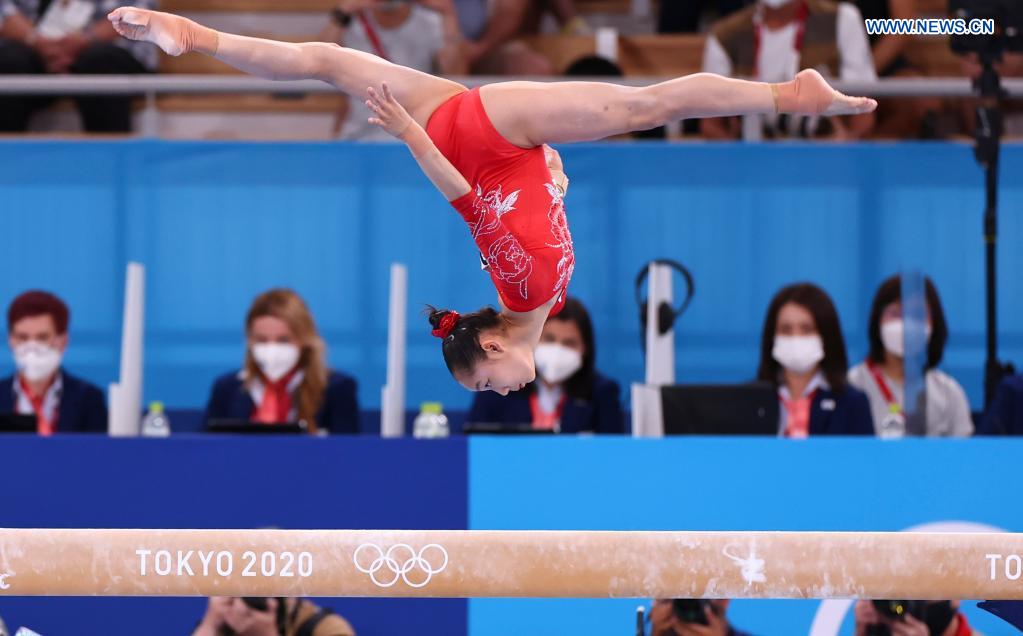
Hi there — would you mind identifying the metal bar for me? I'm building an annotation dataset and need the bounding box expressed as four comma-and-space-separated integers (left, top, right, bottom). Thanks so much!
1, 75, 1022, 98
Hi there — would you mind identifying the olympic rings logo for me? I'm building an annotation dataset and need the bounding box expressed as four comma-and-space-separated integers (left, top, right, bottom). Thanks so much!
353, 543, 448, 588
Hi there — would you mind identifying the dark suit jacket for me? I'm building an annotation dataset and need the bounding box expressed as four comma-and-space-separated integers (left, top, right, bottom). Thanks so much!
0, 370, 107, 433
807, 385, 875, 435
979, 374, 1023, 435
467, 372, 625, 434
203, 370, 359, 434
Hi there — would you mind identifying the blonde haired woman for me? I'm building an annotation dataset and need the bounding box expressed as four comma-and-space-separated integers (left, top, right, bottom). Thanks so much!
203, 289, 359, 434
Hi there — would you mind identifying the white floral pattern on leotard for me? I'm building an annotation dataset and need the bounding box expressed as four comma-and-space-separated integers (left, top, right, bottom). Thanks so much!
466, 181, 575, 308
466, 184, 534, 301
543, 182, 575, 300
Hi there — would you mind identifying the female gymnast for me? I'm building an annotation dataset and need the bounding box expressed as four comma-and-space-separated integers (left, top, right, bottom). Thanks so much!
108, 7, 876, 395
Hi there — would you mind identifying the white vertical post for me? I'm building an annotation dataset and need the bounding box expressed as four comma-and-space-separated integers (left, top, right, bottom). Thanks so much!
595, 27, 619, 63
645, 262, 675, 386
109, 262, 145, 437
380, 263, 408, 438
633, 262, 676, 437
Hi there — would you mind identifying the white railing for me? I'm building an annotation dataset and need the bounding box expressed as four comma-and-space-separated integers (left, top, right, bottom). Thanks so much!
1, 75, 1021, 137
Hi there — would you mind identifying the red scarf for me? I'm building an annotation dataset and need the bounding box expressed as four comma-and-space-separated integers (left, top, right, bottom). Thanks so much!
529, 392, 568, 431
252, 370, 297, 424
781, 389, 817, 438
18, 374, 58, 436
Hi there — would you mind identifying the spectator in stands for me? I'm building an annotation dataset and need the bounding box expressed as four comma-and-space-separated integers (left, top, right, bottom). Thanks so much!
451, 0, 553, 74
848, 275, 972, 437
649, 599, 753, 636
321, 0, 467, 140
468, 297, 624, 433
854, 0, 952, 138
0, 0, 156, 133
1, 290, 107, 434
659, 0, 752, 33
203, 289, 359, 435
193, 596, 355, 636
979, 373, 1023, 436
757, 283, 873, 436
520, 0, 590, 36
700, 0, 876, 140
955, 52, 1023, 139
854, 599, 979, 636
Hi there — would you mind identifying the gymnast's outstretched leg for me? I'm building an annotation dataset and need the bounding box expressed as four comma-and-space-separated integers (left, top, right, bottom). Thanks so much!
478, 73, 878, 147
106, 7, 466, 128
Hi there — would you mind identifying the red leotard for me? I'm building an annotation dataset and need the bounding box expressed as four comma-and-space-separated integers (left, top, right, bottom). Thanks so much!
426, 88, 575, 315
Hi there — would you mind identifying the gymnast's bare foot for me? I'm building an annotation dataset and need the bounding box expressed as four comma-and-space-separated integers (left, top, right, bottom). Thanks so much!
775, 69, 877, 116
107, 7, 217, 56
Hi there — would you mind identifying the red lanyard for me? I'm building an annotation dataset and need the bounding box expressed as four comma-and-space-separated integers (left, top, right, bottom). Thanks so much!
529, 392, 567, 431
357, 12, 391, 62
18, 375, 56, 436
753, 0, 809, 80
866, 360, 900, 410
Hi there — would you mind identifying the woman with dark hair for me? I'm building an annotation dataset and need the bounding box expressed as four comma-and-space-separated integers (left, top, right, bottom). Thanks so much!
848, 275, 972, 437
109, 6, 874, 396
757, 283, 873, 437
466, 297, 623, 433
203, 289, 359, 434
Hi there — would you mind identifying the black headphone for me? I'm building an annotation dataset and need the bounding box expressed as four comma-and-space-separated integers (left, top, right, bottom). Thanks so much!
634, 258, 695, 336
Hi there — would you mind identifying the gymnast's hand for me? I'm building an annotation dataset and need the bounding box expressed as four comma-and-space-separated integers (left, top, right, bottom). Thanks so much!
107, 7, 215, 57
775, 69, 877, 117
366, 82, 414, 140
543, 144, 569, 195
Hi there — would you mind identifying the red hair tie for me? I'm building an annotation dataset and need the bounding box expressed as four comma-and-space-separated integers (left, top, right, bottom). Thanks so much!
431, 311, 460, 339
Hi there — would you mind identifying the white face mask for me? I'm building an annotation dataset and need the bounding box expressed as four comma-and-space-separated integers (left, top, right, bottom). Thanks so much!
251, 343, 300, 382
760, 0, 792, 8
880, 319, 932, 358
772, 335, 824, 374
14, 341, 63, 382
533, 342, 583, 385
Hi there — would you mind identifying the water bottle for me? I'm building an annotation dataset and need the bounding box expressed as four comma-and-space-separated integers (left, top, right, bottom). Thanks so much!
140, 401, 171, 438
413, 402, 449, 439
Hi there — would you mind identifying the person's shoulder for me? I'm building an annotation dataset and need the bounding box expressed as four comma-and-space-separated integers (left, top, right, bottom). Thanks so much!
808, 0, 843, 16
833, 382, 870, 407
710, 3, 756, 38
592, 371, 621, 393
210, 371, 245, 393
411, 4, 445, 30
847, 361, 870, 385
293, 598, 356, 636
928, 368, 968, 396
327, 370, 357, 389
60, 370, 104, 396
1004, 374, 1023, 394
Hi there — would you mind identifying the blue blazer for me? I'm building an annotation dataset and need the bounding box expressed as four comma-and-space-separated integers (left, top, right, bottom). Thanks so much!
979, 374, 1023, 435
0, 370, 107, 433
467, 372, 625, 434
807, 385, 875, 436
203, 370, 359, 434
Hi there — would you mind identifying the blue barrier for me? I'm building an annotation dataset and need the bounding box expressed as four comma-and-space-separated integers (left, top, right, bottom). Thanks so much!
1, 436, 1020, 635
0, 436, 468, 636
469, 436, 1023, 635
1, 141, 1020, 415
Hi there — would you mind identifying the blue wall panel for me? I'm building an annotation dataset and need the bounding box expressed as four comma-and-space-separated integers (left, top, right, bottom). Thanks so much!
0, 141, 1019, 414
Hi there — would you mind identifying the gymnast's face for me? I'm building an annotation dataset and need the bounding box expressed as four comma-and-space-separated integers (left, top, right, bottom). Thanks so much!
456, 336, 536, 396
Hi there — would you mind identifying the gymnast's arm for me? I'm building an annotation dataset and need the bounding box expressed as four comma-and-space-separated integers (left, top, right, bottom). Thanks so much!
367, 83, 472, 202
107, 7, 343, 84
